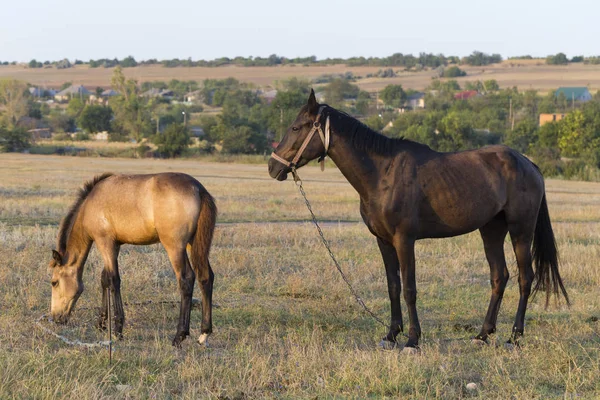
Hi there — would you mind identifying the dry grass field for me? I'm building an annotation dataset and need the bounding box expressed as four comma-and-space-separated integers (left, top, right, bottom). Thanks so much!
0, 153, 599, 398
2, 61, 600, 92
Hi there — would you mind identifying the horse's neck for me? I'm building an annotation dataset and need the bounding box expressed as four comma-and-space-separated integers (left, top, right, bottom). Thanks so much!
64, 217, 92, 270
327, 130, 383, 200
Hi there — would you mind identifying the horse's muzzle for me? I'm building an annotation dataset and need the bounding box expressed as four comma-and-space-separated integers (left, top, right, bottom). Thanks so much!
268, 158, 289, 181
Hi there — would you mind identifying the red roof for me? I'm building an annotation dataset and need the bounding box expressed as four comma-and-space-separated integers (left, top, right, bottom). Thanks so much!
454, 90, 479, 100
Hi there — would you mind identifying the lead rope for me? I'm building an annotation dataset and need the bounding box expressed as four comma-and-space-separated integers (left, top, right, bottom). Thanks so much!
291, 167, 388, 329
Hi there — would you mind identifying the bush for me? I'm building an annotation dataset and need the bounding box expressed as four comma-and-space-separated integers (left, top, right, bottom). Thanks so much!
0, 126, 31, 152
152, 124, 191, 157
443, 66, 467, 78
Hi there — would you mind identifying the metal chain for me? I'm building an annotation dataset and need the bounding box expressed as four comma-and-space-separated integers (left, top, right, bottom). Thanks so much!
292, 168, 388, 329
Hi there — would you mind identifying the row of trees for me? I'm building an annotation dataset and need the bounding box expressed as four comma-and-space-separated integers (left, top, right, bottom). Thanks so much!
6, 52, 504, 70
10, 52, 600, 70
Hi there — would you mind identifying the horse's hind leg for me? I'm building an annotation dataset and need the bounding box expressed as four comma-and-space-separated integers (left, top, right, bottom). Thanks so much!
194, 256, 214, 346
165, 245, 196, 347
475, 216, 509, 343
508, 228, 535, 346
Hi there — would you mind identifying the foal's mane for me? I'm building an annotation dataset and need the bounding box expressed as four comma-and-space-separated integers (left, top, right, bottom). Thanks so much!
324, 106, 430, 156
57, 173, 113, 253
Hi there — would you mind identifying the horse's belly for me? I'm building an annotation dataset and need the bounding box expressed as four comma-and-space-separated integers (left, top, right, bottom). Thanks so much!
114, 228, 159, 245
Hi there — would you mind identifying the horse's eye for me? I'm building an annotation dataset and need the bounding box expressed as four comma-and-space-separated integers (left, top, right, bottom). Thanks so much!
292, 126, 299, 132
51, 280, 58, 288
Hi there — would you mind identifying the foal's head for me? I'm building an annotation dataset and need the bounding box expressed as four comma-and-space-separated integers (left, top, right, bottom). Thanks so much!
49, 250, 84, 323
268, 89, 327, 181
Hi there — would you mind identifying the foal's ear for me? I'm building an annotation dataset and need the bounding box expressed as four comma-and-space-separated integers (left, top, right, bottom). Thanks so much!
52, 250, 63, 265
307, 89, 318, 114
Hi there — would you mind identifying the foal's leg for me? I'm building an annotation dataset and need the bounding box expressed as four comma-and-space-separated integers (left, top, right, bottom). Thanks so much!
96, 241, 124, 338
475, 218, 509, 343
194, 255, 214, 346
165, 245, 196, 347
377, 237, 403, 349
508, 230, 535, 346
395, 237, 421, 350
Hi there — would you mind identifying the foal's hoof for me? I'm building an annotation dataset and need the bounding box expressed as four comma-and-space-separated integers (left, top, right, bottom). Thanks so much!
172, 333, 189, 348
401, 346, 419, 355
378, 339, 398, 350
471, 338, 488, 346
198, 333, 210, 347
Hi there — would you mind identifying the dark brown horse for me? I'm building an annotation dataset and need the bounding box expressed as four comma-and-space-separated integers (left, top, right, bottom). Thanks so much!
268, 90, 569, 351
49, 173, 217, 347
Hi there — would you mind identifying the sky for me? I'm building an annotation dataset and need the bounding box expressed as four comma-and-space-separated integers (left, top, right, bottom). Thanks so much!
1, 0, 599, 62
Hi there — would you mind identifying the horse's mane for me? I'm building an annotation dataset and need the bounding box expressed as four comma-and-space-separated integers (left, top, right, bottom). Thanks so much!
324, 105, 430, 156
57, 173, 113, 253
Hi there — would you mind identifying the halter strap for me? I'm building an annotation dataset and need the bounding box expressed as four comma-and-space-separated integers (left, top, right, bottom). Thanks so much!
270, 106, 330, 170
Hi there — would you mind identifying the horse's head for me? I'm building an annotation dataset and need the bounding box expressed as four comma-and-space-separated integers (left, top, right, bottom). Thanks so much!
268, 89, 328, 181
49, 250, 84, 324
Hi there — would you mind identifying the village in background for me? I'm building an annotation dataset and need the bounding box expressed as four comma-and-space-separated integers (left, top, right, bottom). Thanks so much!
2, 51, 600, 180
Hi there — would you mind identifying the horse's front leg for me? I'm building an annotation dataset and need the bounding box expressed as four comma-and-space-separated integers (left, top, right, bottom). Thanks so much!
377, 238, 403, 349
395, 237, 421, 351
96, 269, 109, 331
97, 241, 124, 339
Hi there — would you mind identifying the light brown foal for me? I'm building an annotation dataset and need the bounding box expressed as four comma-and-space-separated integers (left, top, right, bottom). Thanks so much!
49, 172, 217, 347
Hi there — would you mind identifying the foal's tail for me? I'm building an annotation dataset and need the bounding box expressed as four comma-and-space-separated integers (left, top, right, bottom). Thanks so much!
191, 191, 217, 272
532, 194, 570, 308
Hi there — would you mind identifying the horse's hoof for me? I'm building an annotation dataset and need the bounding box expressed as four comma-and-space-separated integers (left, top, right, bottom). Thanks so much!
471, 338, 487, 346
198, 333, 210, 347
378, 339, 398, 350
401, 346, 419, 355
504, 341, 520, 351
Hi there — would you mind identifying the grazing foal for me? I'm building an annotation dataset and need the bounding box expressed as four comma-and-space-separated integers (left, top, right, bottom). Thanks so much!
49, 173, 217, 346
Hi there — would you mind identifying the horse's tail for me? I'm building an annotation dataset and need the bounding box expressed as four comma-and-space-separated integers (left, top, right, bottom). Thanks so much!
191, 190, 217, 274
532, 194, 570, 308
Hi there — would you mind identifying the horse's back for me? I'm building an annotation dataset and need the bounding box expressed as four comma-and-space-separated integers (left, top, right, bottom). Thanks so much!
83, 173, 204, 246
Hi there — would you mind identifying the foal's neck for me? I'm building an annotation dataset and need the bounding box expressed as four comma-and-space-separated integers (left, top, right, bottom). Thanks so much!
63, 217, 92, 272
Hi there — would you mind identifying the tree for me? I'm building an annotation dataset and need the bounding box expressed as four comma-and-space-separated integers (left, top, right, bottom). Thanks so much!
505, 119, 537, 153
380, 84, 406, 108
323, 79, 360, 108
121, 56, 138, 68
78, 105, 113, 133
153, 124, 191, 157
443, 66, 467, 78
221, 125, 266, 154
0, 125, 30, 152
109, 66, 153, 142
558, 110, 587, 157
546, 53, 568, 65
0, 79, 29, 127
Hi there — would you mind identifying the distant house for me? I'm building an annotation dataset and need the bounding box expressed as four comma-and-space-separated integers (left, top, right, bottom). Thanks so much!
454, 90, 479, 100
259, 89, 278, 104
555, 87, 592, 102
539, 113, 567, 126
141, 88, 174, 99
189, 127, 205, 137
27, 128, 52, 140
54, 85, 91, 102
29, 87, 57, 98
406, 92, 426, 109
184, 90, 204, 103
101, 89, 119, 97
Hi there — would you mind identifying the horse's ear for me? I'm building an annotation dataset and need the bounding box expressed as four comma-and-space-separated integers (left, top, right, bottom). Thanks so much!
52, 250, 62, 265
307, 89, 318, 114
